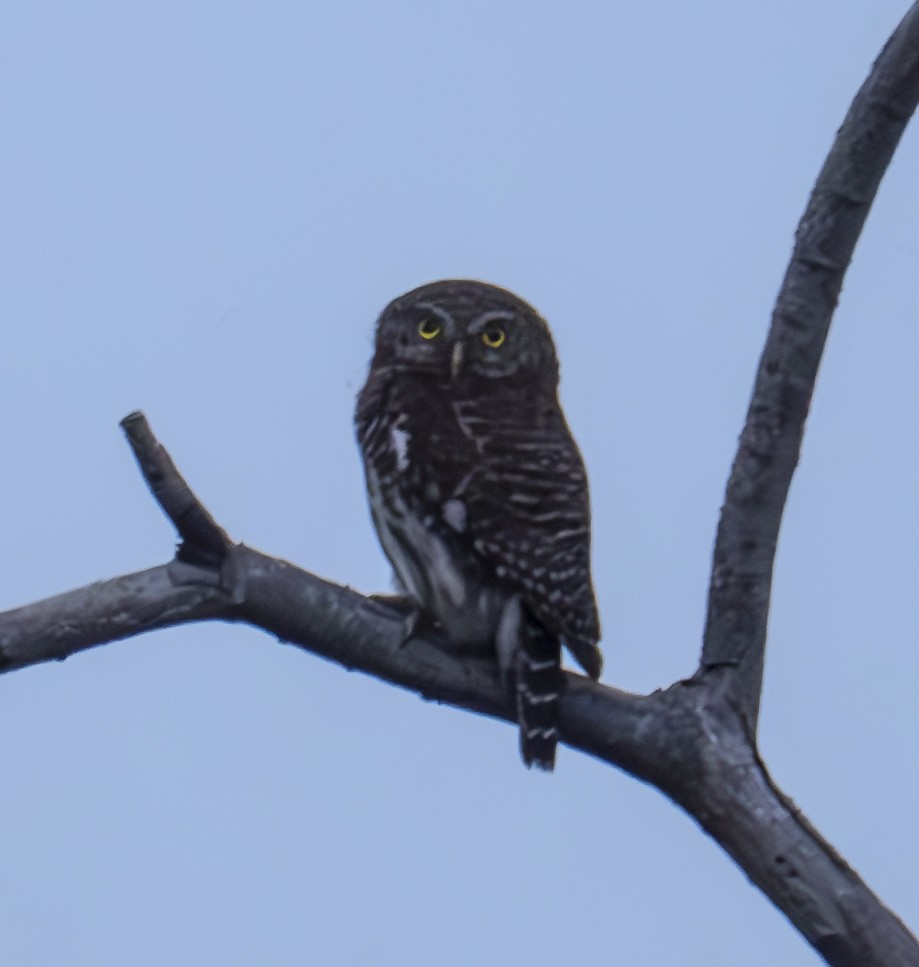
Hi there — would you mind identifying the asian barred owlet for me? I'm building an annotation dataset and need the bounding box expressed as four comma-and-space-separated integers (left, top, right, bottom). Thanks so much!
355, 280, 602, 770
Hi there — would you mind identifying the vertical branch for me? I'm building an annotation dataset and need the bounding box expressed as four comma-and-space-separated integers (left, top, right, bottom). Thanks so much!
699, 2, 919, 728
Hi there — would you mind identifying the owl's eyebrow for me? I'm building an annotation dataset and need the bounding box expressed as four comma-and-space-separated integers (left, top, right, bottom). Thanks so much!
472, 310, 515, 328
414, 302, 454, 326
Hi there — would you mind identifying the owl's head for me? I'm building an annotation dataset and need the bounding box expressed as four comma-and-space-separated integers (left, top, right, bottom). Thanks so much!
371, 279, 560, 384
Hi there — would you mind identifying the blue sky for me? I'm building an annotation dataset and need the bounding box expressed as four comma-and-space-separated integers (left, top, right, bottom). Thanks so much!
1, 2, 917, 964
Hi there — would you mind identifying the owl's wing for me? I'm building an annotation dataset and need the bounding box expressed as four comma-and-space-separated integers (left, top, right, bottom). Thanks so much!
358, 370, 602, 679
447, 393, 603, 679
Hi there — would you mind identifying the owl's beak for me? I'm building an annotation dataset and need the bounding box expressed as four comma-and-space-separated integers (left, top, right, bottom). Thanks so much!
450, 341, 465, 379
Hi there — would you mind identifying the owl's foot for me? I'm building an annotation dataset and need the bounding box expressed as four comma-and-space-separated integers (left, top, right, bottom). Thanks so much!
397, 607, 445, 647
366, 593, 438, 647
367, 592, 416, 613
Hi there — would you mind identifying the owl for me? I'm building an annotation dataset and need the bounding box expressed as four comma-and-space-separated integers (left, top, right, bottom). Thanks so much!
355, 279, 602, 770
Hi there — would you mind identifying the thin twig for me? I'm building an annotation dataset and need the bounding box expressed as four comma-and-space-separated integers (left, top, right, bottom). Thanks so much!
121, 410, 231, 565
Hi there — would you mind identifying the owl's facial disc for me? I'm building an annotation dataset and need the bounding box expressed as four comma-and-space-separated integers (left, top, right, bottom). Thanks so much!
375, 281, 559, 385
464, 309, 517, 377
447, 311, 513, 380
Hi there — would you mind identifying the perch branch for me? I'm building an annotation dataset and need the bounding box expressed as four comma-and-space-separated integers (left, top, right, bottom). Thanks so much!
2, 5, 919, 965
0, 415, 916, 965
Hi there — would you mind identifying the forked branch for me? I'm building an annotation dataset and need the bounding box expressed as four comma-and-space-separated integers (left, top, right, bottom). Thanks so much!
0, 413, 915, 966
1, 4, 919, 966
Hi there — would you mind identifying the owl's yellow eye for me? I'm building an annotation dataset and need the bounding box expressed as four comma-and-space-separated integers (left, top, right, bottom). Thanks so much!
418, 318, 442, 340
482, 327, 506, 348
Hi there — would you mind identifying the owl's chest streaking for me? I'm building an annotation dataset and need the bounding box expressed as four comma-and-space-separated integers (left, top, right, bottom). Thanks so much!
355, 365, 601, 663
357, 372, 510, 649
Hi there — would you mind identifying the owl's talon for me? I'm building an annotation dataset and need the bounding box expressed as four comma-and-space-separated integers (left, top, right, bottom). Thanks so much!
367, 592, 416, 614
398, 608, 443, 647
362, 593, 427, 646
399, 609, 421, 646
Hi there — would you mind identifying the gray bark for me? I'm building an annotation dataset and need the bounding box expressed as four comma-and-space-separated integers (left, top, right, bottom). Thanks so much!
3, 4, 919, 964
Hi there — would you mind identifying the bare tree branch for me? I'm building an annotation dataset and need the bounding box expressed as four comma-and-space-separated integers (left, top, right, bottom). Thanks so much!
699, 1, 919, 729
2, 4, 919, 965
1, 414, 917, 965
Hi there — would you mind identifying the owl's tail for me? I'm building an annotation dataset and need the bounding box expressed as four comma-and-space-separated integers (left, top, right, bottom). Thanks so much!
516, 622, 564, 771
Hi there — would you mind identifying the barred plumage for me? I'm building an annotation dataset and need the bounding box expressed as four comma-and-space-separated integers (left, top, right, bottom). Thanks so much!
355, 279, 602, 770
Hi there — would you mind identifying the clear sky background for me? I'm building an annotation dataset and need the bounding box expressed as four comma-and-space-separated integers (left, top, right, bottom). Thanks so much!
1, 2, 917, 965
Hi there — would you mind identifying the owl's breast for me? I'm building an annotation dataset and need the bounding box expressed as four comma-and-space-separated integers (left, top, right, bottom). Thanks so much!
357, 370, 506, 647
367, 465, 508, 650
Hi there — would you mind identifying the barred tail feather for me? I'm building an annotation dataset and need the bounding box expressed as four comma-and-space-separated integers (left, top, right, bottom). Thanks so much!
516, 624, 563, 771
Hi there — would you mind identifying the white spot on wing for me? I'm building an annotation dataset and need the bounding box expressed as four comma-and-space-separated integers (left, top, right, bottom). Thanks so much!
390, 416, 410, 472
442, 498, 467, 532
